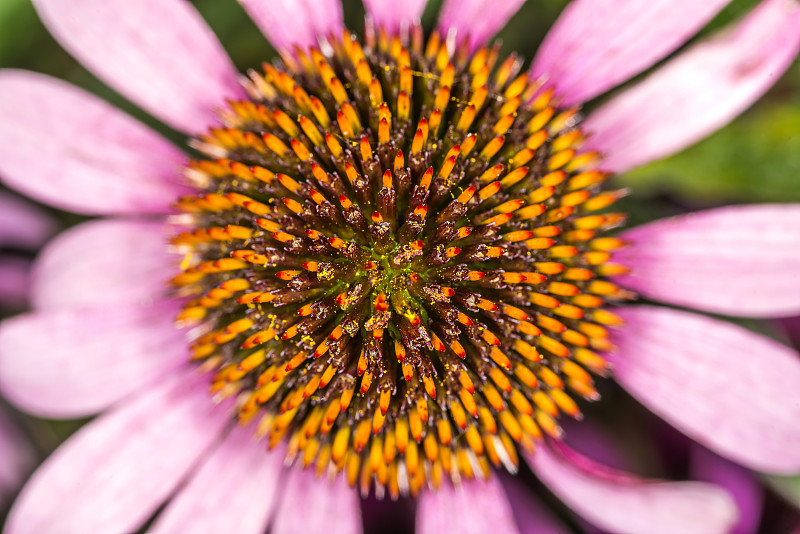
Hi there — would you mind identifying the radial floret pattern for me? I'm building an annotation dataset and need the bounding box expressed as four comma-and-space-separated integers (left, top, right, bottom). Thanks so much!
170, 25, 632, 498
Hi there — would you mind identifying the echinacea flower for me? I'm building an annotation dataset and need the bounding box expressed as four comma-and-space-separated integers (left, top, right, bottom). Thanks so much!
1, 0, 800, 533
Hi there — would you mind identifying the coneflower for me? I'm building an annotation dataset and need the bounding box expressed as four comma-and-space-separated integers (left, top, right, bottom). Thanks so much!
0, 0, 799, 532
171, 24, 630, 496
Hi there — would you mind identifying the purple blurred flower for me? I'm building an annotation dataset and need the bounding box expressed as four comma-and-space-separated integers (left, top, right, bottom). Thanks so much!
0, 193, 52, 506
0, 193, 55, 308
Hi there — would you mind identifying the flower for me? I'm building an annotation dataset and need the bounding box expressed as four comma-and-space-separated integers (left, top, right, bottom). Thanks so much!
0, 409, 34, 508
0, 0, 799, 533
0, 193, 55, 311
0, 192, 52, 506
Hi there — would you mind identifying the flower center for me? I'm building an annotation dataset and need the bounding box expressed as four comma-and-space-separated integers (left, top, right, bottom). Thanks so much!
171, 26, 629, 498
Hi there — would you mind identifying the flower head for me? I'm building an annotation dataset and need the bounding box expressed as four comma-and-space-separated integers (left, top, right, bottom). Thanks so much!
1, 0, 800, 533
172, 24, 632, 495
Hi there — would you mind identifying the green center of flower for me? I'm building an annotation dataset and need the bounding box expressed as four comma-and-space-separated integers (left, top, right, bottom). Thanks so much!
170, 26, 630, 498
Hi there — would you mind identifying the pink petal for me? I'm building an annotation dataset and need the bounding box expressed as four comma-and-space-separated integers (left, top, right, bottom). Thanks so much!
417, 477, 520, 534
615, 204, 800, 318
30, 219, 177, 309
240, 0, 344, 52
610, 306, 800, 474
527, 441, 738, 534
0, 259, 32, 308
691, 445, 763, 534
0, 300, 188, 418
438, 0, 526, 51
272, 470, 362, 534
32, 0, 244, 133
582, 0, 800, 173
150, 427, 284, 534
364, 0, 428, 36
0, 193, 56, 249
0, 71, 191, 215
502, 478, 570, 534
4, 371, 230, 534
531, 0, 731, 106
0, 410, 35, 503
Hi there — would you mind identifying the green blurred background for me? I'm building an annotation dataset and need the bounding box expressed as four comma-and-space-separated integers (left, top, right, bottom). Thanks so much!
0, 0, 799, 526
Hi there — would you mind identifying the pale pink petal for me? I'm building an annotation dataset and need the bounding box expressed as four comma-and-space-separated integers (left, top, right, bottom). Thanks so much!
0, 193, 56, 249
240, 0, 344, 52
583, 0, 800, 173
150, 427, 284, 534
527, 441, 738, 534
417, 477, 520, 534
0, 410, 35, 503
531, 0, 731, 106
33, 0, 244, 133
5, 371, 230, 534
503, 478, 570, 534
0, 71, 191, 215
364, 0, 428, 36
272, 470, 362, 534
615, 204, 800, 318
610, 306, 800, 474
0, 259, 32, 308
30, 219, 177, 309
438, 0, 526, 51
0, 300, 188, 418
691, 445, 763, 534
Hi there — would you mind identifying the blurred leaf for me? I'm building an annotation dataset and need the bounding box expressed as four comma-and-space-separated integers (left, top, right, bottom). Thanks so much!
765, 474, 800, 509
699, 0, 760, 36
192, 0, 274, 71
617, 95, 800, 204
0, 0, 28, 40
0, 0, 46, 64
495, 0, 565, 62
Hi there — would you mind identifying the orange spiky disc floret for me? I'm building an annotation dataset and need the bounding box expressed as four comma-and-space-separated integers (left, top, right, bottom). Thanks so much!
172, 23, 631, 499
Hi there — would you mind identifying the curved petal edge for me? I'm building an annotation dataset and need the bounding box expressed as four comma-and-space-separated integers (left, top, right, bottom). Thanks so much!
610, 305, 800, 474
528, 440, 738, 534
